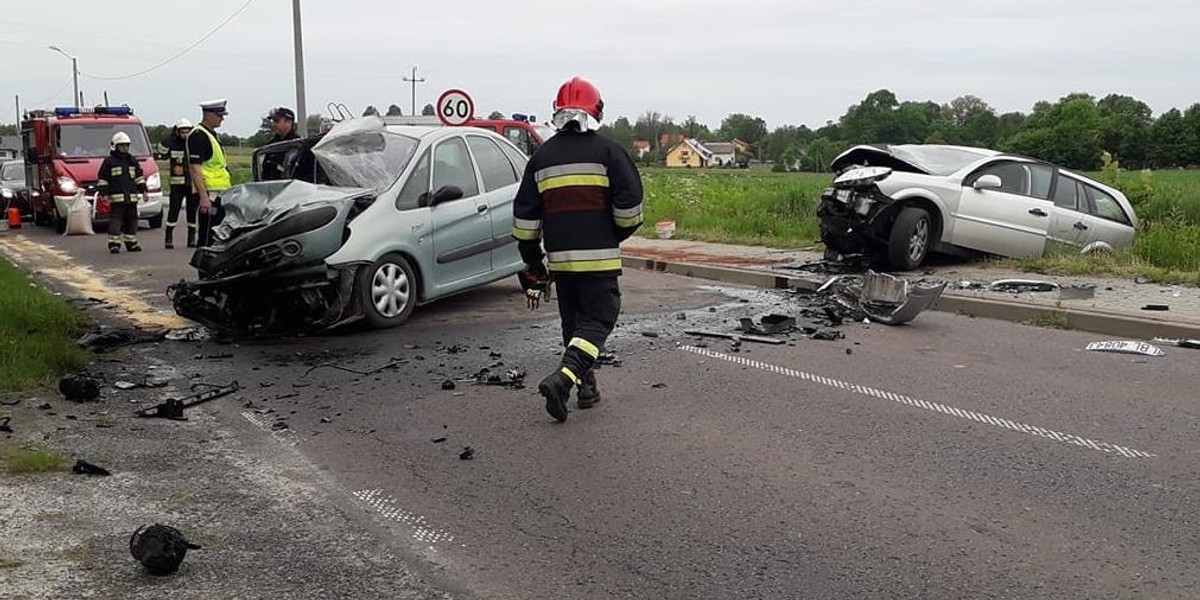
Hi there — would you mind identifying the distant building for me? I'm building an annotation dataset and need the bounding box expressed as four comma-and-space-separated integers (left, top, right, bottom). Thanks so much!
0, 136, 21, 160
632, 140, 651, 158
664, 138, 742, 168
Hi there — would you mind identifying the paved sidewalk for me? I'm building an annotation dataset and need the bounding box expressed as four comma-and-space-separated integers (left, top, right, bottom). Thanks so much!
622, 236, 1200, 335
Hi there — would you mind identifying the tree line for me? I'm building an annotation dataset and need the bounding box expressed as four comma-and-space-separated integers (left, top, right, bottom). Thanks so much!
597, 90, 1200, 172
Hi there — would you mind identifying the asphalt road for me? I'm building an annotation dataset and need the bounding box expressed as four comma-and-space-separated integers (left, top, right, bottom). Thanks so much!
4, 222, 1199, 599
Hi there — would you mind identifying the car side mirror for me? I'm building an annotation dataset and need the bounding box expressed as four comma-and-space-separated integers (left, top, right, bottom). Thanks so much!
973, 174, 1003, 190
430, 185, 464, 206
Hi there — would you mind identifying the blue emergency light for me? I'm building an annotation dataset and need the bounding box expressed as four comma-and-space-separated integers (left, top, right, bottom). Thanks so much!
52, 106, 134, 117
511, 113, 528, 122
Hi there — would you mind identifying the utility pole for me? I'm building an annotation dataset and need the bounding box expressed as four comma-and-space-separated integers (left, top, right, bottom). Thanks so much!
292, 0, 308, 137
48, 46, 80, 109
402, 66, 425, 116
15, 94, 20, 123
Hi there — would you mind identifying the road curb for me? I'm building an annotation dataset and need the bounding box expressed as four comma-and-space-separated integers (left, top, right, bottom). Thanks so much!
623, 256, 1200, 340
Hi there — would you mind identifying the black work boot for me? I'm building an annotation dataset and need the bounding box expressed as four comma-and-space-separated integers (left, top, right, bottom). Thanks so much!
186, 229, 197, 248
538, 370, 574, 423
125, 241, 142, 252
577, 371, 601, 409
108, 243, 121, 254
164, 228, 174, 249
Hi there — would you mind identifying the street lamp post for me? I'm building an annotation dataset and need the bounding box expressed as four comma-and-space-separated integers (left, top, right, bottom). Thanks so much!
48, 45, 79, 109
292, 0, 308, 137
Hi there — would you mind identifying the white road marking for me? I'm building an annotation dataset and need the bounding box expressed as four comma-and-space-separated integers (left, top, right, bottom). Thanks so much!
241, 411, 457, 546
680, 346, 1154, 459
353, 489, 455, 545
242, 411, 300, 447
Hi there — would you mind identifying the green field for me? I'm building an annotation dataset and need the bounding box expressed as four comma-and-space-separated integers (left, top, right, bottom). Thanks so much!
638, 166, 1200, 282
0, 259, 91, 393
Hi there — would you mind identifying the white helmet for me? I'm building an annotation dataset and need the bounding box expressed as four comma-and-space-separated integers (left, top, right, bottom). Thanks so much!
173, 118, 193, 130
111, 131, 132, 146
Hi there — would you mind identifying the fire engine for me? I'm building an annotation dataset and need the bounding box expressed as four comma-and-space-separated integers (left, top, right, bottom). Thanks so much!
20, 106, 164, 233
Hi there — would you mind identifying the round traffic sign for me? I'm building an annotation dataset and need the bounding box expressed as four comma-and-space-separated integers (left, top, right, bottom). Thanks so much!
436, 89, 475, 126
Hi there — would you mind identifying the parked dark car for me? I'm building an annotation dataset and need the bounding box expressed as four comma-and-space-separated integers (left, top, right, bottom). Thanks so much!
1, 160, 29, 217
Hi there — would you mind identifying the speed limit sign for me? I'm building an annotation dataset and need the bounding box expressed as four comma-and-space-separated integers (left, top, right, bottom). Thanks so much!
436, 89, 475, 126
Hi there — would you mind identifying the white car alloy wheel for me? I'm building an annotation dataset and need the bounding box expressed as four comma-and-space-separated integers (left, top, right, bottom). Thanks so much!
359, 253, 418, 328
372, 262, 410, 318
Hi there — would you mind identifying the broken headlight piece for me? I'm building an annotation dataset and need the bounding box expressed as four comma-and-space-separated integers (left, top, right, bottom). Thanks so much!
212, 223, 232, 242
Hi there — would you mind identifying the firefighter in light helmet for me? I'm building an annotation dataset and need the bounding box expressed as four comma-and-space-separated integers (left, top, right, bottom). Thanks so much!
97, 131, 147, 253
511, 76, 644, 422
155, 118, 198, 248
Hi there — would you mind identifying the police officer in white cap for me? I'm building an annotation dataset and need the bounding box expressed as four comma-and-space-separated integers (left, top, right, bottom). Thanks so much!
187, 99, 231, 247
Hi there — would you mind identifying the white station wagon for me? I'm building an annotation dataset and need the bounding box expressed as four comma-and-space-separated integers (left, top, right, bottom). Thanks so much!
817, 144, 1138, 269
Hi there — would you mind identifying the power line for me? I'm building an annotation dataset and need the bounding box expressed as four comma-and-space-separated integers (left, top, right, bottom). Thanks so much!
30, 77, 74, 107
81, 0, 258, 81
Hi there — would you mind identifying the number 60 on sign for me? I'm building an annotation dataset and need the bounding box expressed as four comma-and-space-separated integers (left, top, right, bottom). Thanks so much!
436, 89, 475, 126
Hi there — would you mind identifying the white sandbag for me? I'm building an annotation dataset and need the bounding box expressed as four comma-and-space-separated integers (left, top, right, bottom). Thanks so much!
64, 193, 94, 236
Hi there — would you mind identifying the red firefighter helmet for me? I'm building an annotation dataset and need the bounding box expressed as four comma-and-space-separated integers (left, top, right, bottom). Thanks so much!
553, 77, 604, 120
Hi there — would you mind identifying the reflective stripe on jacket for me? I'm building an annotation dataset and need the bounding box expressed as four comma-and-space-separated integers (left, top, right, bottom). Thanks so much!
96, 152, 146, 203
511, 130, 644, 275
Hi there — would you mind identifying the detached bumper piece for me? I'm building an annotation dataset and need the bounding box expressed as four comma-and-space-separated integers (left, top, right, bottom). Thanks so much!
822, 271, 947, 325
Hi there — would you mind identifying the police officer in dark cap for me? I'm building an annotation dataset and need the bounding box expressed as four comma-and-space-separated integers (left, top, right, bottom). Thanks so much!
259, 107, 301, 181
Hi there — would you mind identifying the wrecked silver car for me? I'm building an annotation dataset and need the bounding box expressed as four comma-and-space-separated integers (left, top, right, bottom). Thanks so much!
818, 144, 1138, 270
169, 117, 529, 335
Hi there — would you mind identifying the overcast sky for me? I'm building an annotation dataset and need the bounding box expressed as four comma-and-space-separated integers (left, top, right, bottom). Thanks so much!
2, 0, 1198, 137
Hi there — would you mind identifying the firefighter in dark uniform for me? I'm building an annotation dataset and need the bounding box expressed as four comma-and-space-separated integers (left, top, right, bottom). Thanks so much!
188, 99, 231, 248
154, 118, 198, 248
260, 106, 301, 181
512, 76, 644, 423
97, 131, 147, 253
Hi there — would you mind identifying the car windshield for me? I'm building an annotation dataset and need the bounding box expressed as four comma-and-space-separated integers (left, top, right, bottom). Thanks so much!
312, 118, 420, 191
56, 123, 151, 157
2, 162, 23, 182
887, 145, 991, 176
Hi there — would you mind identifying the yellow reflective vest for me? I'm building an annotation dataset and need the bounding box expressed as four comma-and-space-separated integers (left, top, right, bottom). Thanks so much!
190, 125, 230, 192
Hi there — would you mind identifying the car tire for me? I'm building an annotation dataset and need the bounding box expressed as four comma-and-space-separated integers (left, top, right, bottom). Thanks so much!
52, 208, 66, 234
358, 253, 418, 328
887, 206, 932, 270
147, 213, 163, 228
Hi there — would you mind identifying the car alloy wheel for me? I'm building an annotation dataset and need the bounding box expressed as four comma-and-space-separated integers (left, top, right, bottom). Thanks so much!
358, 253, 418, 328
372, 262, 410, 318
909, 218, 929, 263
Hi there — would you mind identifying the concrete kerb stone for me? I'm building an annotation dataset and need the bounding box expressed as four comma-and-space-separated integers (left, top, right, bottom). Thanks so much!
622, 255, 1200, 340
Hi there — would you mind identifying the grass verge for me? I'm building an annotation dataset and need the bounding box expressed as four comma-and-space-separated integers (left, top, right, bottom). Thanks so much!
1, 447, 69, 474
992, 251, 1200, 287
0, 258, 91, 394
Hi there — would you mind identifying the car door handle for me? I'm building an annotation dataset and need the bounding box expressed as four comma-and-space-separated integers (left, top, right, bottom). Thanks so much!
1073, 221, 1088, 230
1028, 208, 1049, 217
476, 204, 488, 214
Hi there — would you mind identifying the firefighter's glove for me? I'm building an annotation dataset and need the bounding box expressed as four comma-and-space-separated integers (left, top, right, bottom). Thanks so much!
518, 265, 551, 311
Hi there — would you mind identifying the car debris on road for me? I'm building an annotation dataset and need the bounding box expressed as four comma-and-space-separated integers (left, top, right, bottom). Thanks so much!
1084, 341, 1166, 357
130, 524, 202, 576
989, 279, 1059, 294
135, 383, 240, 420
72, 459, 112, 476
59, 373, 102, 402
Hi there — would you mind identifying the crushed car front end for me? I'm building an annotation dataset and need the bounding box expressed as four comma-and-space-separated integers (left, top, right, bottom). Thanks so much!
168, 181, 376, 335
817, 166, 904, 259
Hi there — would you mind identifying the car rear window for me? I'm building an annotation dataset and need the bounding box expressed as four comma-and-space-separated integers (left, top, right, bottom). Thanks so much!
1085, 185, 1131, 225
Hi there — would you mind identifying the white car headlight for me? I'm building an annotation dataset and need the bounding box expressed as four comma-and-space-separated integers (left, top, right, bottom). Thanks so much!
0, 188, 13, 199
146, 173, 161, 191
56, 176, 78, 194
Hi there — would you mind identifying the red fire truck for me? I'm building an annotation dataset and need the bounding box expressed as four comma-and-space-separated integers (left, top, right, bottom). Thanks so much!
20, 106, 164, 233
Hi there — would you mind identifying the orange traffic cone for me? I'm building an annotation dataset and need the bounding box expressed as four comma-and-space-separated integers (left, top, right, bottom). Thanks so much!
6, 206, 21, 230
